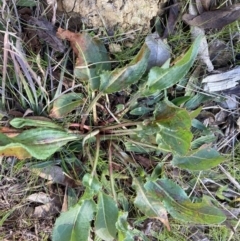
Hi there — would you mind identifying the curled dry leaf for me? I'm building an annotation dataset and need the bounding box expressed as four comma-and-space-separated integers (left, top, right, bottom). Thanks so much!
26, 192, 52, 204
31, 165, 81, 187
183, 3, 240, 29
162, 0, 179, 38
188, 1, 214, 72
145, 32, 170, 70
29, 17, 65, 52
33, 202, 60, 218
200, 0, 214, 11
219, 95, 238, 110
209, 39, 232, 68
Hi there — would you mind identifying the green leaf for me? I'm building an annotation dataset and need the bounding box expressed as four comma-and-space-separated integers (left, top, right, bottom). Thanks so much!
116, 212, 134, 241
172, 148, 224, 171
145, 178, 226, 224
52, 200, 96, 241
82, 173, 102, 194
191, 119, 209, 133
124, 141, 157, 154
184, 93, 213, 110
146, 36, 201, 93
73, 33, 110, 90
116, 212, 151, 241
130, 107, 153, 116
0, 128, 78, 160
95, 193, 118, 241
16, 0, 37, 7
100, 44, 150, 94
67, 188, 78, 209
50, 93, 84, 118
191, 134, 216, 149
133, 178, 170, 230
10, 117, 63, 130
189, 107, 202, 119
171, 96, 191, 106
142, 100, 192, 155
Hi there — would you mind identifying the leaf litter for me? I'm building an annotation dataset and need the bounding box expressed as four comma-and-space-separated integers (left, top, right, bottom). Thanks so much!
1, 0, 240, 240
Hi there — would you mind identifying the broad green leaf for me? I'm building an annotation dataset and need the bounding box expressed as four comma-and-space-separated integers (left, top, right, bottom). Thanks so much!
100, 44, 150, 94
95, 193, 118, 241
133, 178, 170, 230
142, 100, 192, 155
0, 128, 78, 160
16, 0, 37, 6
146, 36, 201, 93
52, 200, 96, 241
72, 32, 110, 90
10, 117, 63, 130
172, 148, 224, 171
50, 93, 84, 118
145, 178, 226, 224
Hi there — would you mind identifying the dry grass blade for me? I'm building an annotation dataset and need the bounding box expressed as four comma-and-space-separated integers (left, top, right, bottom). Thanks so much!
218, 164, 240, 192
2, 28, 10, 106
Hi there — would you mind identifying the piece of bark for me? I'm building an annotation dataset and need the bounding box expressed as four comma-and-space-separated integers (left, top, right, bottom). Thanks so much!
183, 3, 240, 29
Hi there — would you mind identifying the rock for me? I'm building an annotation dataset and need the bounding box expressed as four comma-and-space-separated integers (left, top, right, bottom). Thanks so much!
57, 0, 167, 33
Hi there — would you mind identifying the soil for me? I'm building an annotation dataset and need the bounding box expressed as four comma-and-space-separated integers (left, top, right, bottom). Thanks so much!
57, 0, 168, 34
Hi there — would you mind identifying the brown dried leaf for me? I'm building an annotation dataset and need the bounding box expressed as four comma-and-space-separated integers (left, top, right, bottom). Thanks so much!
31, 166, 81, 187
57, 27, 110, 89
28, 17, 65, 52
56, 28, 89, 61
33, 202, 59, 218
26, 192, 52, 204
200, 0, 214, 11
61, 186, 68, 212
188, 2, 214, 72
57, 27, 108, 68
162, 0, 180, 38
0, 126, 22, 137
183, 3, 240, 29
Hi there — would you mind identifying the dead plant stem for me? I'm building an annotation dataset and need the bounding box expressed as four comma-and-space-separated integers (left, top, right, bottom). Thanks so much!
100, 122, 142, 131
108, 141, 117, 201
81, 92, 103, 127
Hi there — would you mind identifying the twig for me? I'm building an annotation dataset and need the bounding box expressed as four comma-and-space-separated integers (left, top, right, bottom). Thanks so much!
228, 218, 240, 241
